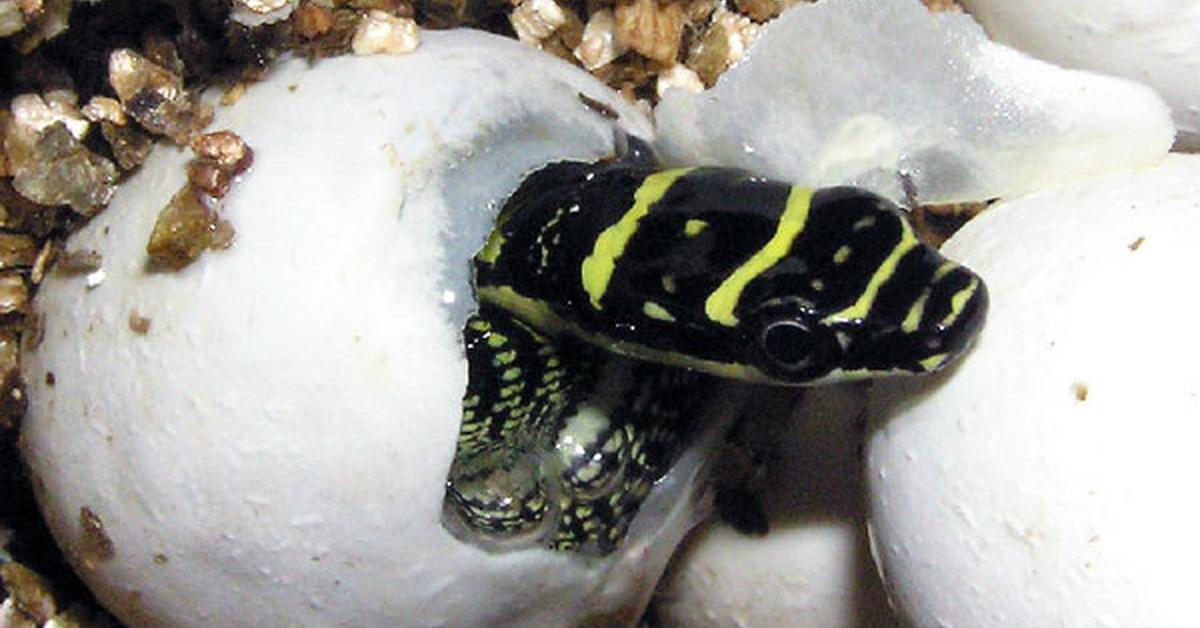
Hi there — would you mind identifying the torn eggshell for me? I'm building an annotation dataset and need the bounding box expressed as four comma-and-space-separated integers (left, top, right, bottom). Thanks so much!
654, 0, 1175, 205
19, 29, 733, 628
959, 0, 1200, 141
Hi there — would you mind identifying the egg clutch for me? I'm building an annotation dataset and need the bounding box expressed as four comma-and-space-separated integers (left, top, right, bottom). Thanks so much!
443, 156, 989, 556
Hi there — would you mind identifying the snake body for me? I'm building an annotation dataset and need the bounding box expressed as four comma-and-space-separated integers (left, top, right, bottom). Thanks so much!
444, 158, 987, 556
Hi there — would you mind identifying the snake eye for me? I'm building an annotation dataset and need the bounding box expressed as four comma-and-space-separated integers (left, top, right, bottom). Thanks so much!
759, 319, 815, 369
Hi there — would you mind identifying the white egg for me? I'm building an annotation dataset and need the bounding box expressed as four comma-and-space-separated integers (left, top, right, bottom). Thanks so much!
866, 154, 1200, 627
654, 386, 899, 627
959, 0, 1200, 139
16, 30, 742, 627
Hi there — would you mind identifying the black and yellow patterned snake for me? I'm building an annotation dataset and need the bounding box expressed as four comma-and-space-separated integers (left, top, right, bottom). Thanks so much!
443, 155, 987, 556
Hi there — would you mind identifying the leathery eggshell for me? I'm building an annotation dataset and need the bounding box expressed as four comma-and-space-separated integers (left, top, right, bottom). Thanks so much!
865, 154, 1200, 627
959, 0, 1200, 139
655, 0, 1175, 205
15, 30, 743, 628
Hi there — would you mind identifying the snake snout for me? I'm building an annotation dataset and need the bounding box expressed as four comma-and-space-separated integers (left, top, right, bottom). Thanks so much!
934, 271, 988, 363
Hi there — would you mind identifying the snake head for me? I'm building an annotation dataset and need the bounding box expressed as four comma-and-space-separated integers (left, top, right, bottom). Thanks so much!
744, 271, 987, 383
739, 187, 989, 384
